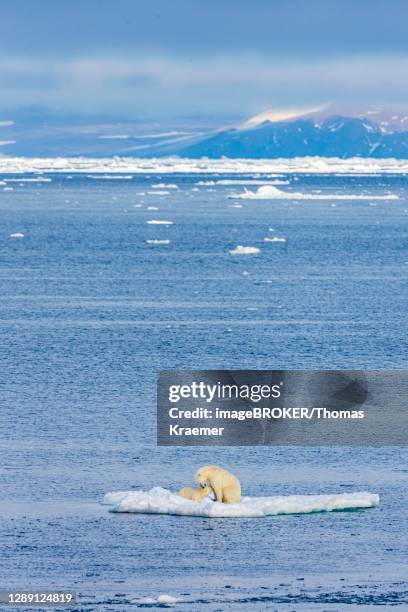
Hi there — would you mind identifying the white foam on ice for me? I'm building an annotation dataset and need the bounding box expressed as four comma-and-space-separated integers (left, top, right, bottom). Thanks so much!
103, 487, 379, 518
229, 245, 260, 255
1, 156, 408, 175
230, 185, 399, 200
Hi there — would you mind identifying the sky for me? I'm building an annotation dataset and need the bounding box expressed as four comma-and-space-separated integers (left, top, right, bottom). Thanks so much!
0, 0, 407, 120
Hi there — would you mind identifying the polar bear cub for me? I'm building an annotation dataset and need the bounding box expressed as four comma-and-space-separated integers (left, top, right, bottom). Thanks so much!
196, 465, 241, 504
178, 485, 212, 502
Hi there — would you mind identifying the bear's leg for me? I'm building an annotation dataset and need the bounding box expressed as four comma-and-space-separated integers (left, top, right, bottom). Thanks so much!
211, 484, 223, 502
222, 485, 240, 503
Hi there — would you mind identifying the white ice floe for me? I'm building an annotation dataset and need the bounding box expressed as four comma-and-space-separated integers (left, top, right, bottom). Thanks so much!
264, 236, 286, 243
103, 487, 379, 518
134, 594, 181, 605
228, 204, 243, 208
146, 239, 171, 245
230, 185, 399, 200
3, 186, 13, 191
9, 232, 25, 238
147, 190, 170, 196
4, 177, 51, 183
219, 179, 289, 185
86, 174, 133, 180
151, 183, 178, 189
229, 245, 260, 255
1, 156, 408, 175
146, 220, 173, 225
147, 206, 158, 210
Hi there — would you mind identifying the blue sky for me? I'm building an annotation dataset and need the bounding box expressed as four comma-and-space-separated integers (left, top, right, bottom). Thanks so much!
0, 0, 407, 119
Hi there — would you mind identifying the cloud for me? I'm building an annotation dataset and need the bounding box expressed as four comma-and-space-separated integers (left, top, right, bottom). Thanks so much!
0, 53, 407, 116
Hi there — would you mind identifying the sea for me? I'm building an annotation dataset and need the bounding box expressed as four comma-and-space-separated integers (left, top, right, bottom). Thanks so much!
0, 164, 407, 610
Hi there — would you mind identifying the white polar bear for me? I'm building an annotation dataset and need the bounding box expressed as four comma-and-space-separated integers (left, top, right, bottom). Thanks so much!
196, 465, 241, 504
178, 485, 212, 502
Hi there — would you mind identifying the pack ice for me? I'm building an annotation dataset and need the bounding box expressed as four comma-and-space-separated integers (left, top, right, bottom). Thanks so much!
103, 487, 379, 518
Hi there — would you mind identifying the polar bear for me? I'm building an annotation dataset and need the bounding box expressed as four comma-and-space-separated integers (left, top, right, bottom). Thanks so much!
178, 485, 213, 502
196, 465, 241, 503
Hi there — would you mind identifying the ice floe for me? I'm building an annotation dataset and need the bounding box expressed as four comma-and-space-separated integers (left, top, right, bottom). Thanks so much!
86, 174, 133, 180
103, 487, 379, 518
151, 183, 178, 189
219, 179, 289, 185
146, 239, 171, 245
133, 594, 181, 605
264, 236, 286, 243
9, 232, 25, 238
146, 220, 173, 225
147, 190, 170, 196
1, 156, 408, 175
4, 177, 51, 183
229, 245, 260, 255
230, 185, 399, 200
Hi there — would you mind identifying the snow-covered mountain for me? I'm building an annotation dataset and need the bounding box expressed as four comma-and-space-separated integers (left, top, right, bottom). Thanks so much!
175, 115, 408, 159
1, 108, 408, 158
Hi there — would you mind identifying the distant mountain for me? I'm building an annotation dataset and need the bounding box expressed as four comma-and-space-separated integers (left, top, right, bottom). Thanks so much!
175, 115, 408, 159
1, 107, 408, 158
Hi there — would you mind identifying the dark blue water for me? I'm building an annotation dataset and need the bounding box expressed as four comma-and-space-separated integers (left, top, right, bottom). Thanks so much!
1, 172, 407, 609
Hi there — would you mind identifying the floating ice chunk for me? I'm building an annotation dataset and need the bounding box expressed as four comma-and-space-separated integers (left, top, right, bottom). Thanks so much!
133, 204, 142, 208
147, 190, 170, 196
86, 174, 133, 180
229, 245, 260, 255
146, 239, 171, 245
218, 179, 289, 185
9, 232, 25, 238
147, 206, 158, 210
147, 220, 173, 225
103, 487, 379, 518
4, 177, 51, 183
3, 187, 13, 191
151, 183, 178, 189
230, 185, 399, 200
228, 204, 243, 208
264, 236, 286, 243
157, 595, 179, 604
134, 594, 181, 605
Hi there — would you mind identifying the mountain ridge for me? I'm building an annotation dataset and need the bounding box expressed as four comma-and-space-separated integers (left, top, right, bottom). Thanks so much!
174, 115, 408, 159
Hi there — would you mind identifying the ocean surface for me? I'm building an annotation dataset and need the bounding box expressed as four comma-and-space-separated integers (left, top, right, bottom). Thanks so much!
1, 170, 407, 610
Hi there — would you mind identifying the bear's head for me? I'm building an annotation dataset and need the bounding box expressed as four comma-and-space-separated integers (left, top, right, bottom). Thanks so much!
195, 465, 219, 488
